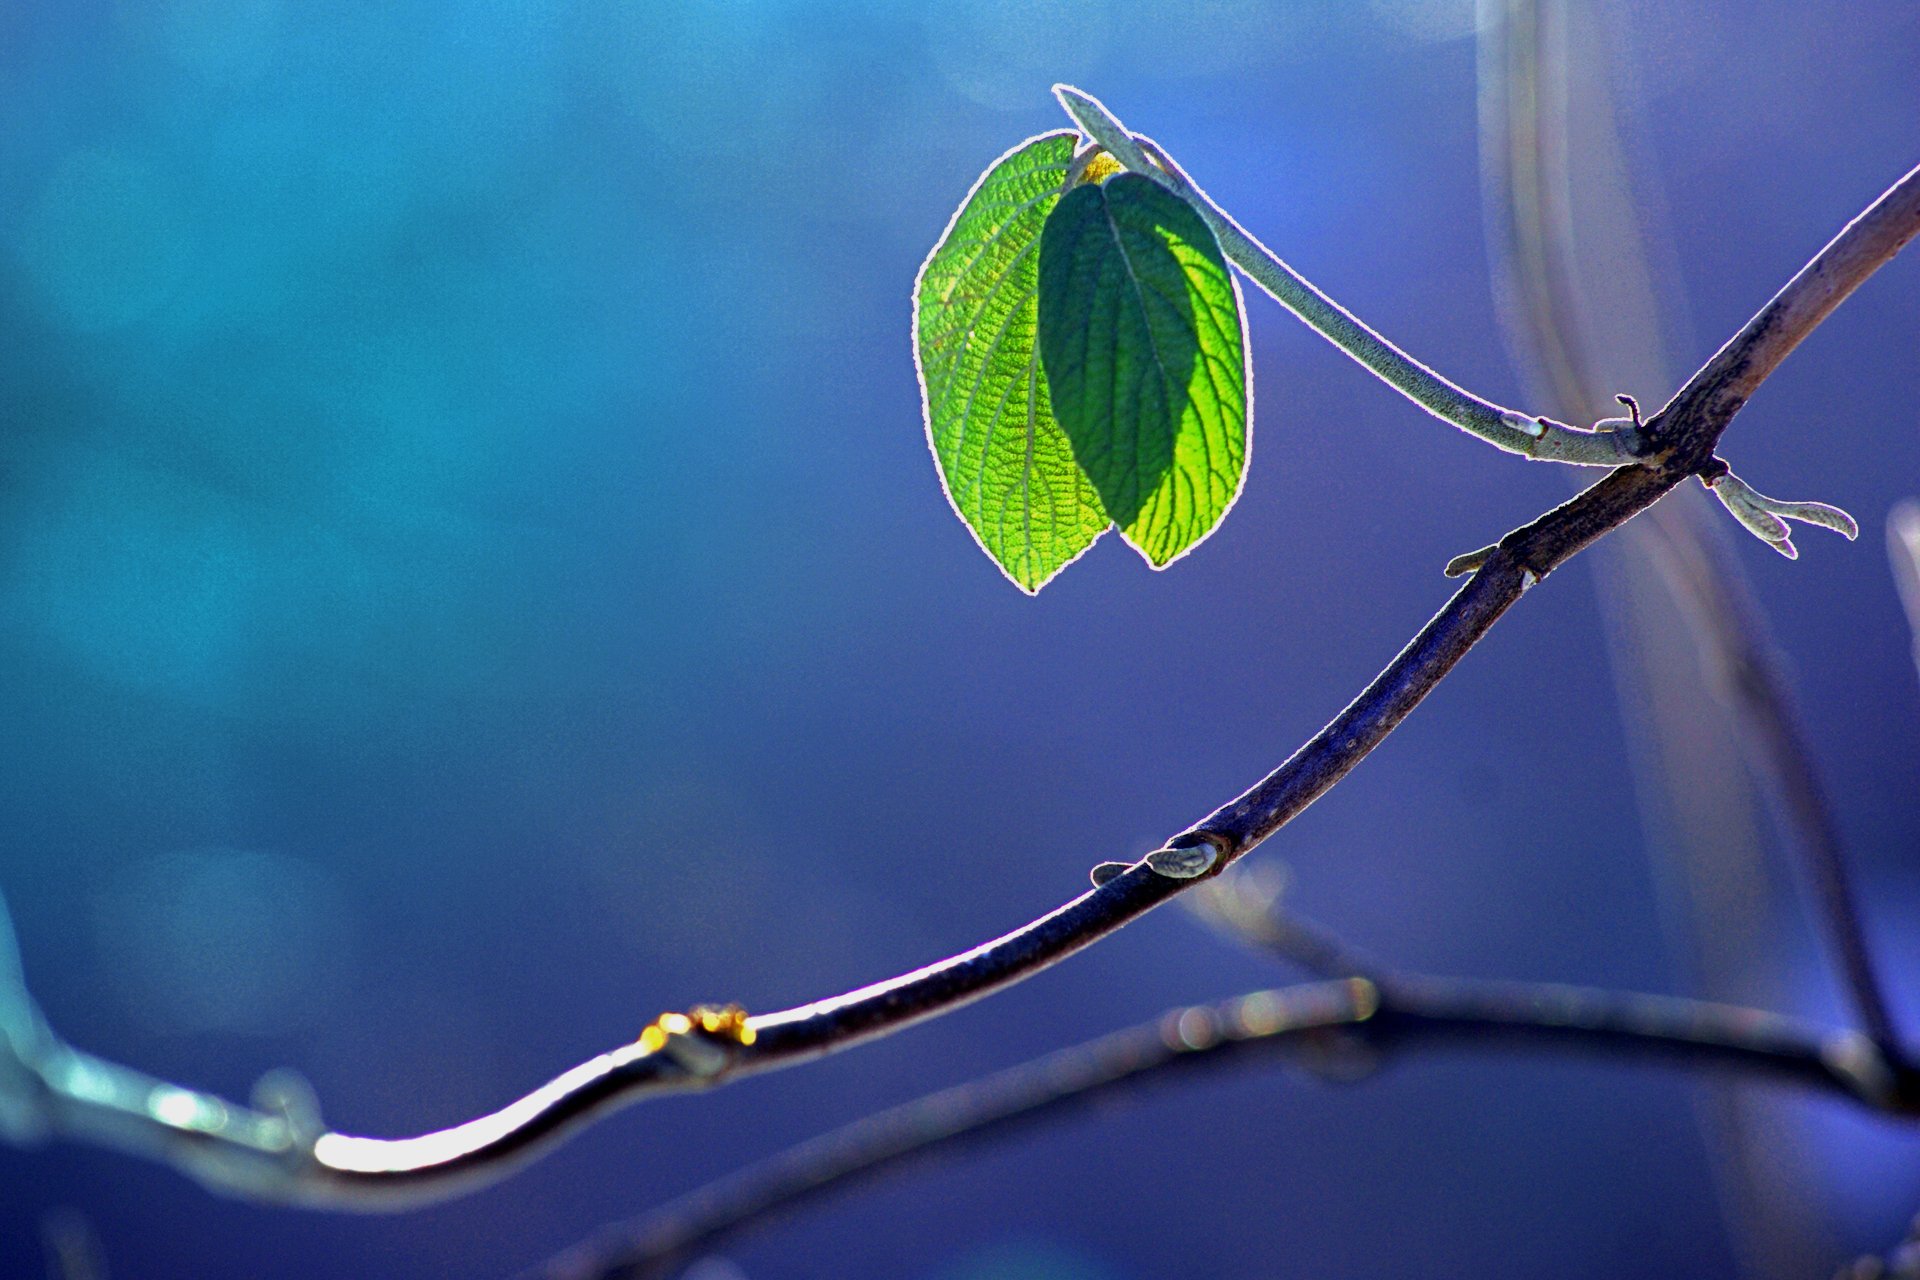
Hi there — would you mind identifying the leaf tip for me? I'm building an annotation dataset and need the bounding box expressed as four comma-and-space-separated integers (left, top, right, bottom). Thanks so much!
1050, 84, 1109, 141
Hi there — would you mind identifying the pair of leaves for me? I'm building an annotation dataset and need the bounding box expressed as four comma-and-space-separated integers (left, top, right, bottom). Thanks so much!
913, 132, 1251, 593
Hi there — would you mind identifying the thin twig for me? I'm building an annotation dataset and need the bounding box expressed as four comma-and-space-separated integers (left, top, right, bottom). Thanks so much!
5, 128, 1919, 1215
1051, 86, 1643, 466
1650, 523, 1907, 1062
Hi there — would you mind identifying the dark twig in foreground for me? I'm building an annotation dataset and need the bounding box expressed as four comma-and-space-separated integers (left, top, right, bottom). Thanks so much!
3, 140, 1917, 1214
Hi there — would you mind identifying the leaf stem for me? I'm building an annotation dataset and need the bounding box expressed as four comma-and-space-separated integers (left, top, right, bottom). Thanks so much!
1050, 85, 1644, 467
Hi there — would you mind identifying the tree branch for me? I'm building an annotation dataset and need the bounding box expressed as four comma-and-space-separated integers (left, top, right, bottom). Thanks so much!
5, 131, 1918, 1216
538, 960, 1912, 1278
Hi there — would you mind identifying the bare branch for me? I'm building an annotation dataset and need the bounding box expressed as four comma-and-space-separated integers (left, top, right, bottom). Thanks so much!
1649, 160, 1920, 467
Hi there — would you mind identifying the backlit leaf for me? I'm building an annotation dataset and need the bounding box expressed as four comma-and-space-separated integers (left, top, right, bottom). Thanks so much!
1037, 172, 1249, 567
914, 132, 1109, 593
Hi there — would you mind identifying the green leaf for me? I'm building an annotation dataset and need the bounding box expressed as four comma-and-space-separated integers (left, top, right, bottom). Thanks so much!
1037, 172, 1250, 567
914, 132, 1110, 594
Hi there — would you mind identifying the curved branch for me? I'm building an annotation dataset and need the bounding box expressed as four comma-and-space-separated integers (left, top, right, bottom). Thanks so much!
537, 973, 1912, 1280
5, 129, 1919, 1215
1050, 85, 1644, 466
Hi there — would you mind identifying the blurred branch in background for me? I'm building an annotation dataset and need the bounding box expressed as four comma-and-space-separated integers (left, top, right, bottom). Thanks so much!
1476, 0, 1901, 1062
1477, 1, 1909, 1271
1891, 501, 1920, 682
535, 865, 1915, 1280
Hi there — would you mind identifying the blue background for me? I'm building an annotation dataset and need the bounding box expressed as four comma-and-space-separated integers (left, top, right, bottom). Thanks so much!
1, 1, 1917, 1276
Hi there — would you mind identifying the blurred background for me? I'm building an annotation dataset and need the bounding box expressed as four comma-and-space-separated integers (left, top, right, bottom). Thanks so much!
0, 0, 1916, 1276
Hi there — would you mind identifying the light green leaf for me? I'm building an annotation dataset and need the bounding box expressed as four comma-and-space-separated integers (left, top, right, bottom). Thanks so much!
1037, 172, 1250, 567
914, 132, 1110, 594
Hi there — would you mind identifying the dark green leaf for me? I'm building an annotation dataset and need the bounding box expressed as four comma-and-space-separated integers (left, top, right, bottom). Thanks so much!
1038, 173, 1249, 567
915, 132, 1109, 594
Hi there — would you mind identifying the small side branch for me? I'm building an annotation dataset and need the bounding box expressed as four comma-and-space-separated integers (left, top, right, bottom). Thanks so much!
1051, 84, 1645, 467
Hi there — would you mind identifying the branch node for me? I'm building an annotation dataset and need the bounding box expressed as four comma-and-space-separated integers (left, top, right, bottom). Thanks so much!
1064, 144, 1126, 191
636, 1005, 757, 1079
1144, 832, 1221, 882
1444, 544, 1497, 578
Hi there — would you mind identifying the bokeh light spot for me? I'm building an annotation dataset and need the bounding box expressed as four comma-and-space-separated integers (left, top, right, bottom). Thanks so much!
13, 455, 260, 701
